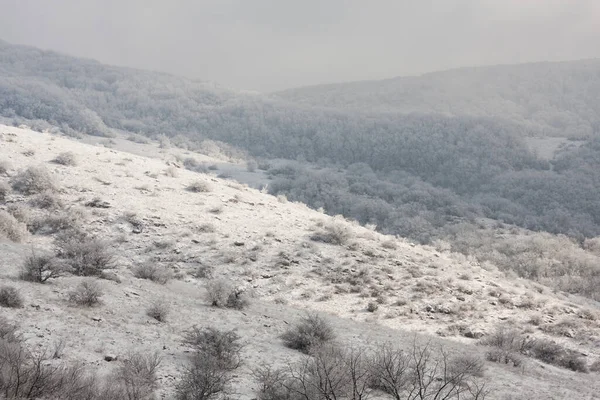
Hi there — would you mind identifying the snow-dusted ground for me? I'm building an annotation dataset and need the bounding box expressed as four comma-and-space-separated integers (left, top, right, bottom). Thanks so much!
1, 125, 599, 399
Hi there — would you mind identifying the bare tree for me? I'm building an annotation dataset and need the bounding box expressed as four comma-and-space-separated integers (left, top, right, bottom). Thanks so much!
371, 340, 488, 400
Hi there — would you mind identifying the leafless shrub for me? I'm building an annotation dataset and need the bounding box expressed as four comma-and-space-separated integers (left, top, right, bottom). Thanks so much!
119, 351, 162, 400
0, 339, 97, 400
280, 313, 336, 353
29, 190, 64, 209
0, 286, 23, 308
146, 300, 169, 322
183, 327, 243, 370
177, 327, 243, 400
68, 279, 103, 306
133, 262, 172, 284
55, 233, 116, 276
0, 181, 9, 202
10, 165, 56, 195
0, 210, 28, 242
187, 180, 211, 193
370, 341, 489, 399
52, 151, 77, 166
367, 301, 379, 312
20, 252, 64, 283
176, 350, 235, 400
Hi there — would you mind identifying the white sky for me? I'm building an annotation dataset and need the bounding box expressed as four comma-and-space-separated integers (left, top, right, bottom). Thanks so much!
1, 0, 599, 92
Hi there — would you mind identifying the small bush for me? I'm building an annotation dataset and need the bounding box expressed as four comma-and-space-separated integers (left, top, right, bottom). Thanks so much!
52, 151, 77, 166
193, 264, 214, 279
281, 313, 336, 353
29, 211, 82, 234
29, 190, 64, 209
0, 181, 9, 202
164, 166, 179, 177
133, 262, 172, 284
205, 278, 233, 307
56, 234, 115, 276
7, 204, 31, 224
310, 220, 352, 245
205, 278, 249, 309
21, 252, 63, 283
0, 286, 23, 308
68, 279, 103, 306
187, 180, 211, 193
0, 210, 28, 242
197, 223, 216, 233
526, 339, 588, 372
480, 325, 587, 372
366, 301, 379, 312
246, 159, 258, 172
10, 166, 56, 195
226, 290, 250, 310
146, 300, 169, 322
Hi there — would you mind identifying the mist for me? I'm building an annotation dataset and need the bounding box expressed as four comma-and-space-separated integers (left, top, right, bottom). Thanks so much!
1, 0, 599, 91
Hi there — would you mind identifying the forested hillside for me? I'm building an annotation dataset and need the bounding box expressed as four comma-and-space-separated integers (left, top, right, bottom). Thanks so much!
275, 59, 600, 139
1, 40, 600, 242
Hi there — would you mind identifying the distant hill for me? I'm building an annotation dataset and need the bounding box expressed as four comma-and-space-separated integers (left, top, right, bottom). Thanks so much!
2, 39, 600, 241
275, 60, 600, 138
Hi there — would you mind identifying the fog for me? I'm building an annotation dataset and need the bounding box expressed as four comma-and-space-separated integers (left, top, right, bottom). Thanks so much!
1, 0, 599, 91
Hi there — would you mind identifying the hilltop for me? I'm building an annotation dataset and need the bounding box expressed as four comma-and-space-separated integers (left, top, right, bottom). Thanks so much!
1, 125, 600, 399
275, 59, 600, 139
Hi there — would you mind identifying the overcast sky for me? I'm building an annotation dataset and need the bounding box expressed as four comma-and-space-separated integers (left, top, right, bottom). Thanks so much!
1, 0, 599, 92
